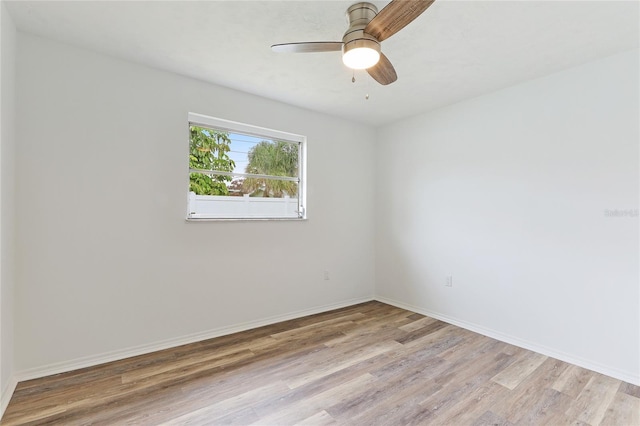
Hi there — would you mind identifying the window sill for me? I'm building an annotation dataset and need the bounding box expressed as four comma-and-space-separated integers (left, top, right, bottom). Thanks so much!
185, 217, 308, 222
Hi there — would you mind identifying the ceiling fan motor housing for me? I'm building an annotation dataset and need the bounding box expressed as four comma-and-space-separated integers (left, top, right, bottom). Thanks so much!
342, 2, 381, 68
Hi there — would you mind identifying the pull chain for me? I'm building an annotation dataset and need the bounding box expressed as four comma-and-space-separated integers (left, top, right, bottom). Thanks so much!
350, 70, 369, 100
365, 71, 370, 100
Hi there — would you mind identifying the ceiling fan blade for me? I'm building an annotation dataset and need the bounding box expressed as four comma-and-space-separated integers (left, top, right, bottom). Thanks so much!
365, 0, 435, 42
367, 53, 397, 85
271, 42, 343, 54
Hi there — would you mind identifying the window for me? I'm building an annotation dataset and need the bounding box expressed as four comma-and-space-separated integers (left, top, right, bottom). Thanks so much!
187, 113, 306, 220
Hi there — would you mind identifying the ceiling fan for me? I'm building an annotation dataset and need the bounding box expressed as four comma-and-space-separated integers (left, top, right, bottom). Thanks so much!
271, 0, 435, 86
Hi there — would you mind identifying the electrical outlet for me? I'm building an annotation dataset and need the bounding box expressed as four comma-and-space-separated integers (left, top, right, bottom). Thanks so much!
445, 276, 453, 287
323, 270, 330, 280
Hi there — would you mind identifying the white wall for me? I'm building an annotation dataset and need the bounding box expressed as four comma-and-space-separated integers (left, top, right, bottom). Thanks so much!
0, 0, 17, 412
376, 49, 640, 384
15, 34, 375, 374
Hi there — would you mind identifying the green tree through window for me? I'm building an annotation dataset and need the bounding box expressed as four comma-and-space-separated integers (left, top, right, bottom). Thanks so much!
243, 140, 299, 197
189, 126, 235, 195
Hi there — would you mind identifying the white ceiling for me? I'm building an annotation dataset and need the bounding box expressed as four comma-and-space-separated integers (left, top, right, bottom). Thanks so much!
5, 0, 639, 126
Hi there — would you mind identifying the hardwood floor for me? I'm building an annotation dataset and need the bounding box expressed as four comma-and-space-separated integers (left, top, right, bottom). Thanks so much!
2, 301, 639, 425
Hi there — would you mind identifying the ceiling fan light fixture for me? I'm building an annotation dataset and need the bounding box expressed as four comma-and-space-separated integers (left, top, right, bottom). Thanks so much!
272, 0, 435, 84
342, 38, 380, 69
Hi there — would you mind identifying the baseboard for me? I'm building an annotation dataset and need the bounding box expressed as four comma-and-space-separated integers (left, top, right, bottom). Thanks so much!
16, 296, 374, 383
375, 296, 640, 386
0, 375, 18, 419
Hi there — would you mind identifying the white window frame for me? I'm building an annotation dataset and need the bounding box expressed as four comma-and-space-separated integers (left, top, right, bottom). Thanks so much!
187, 112, 307, 221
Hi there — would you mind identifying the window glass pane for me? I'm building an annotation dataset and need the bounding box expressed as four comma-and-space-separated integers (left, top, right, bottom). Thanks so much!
187, 115, 305, 221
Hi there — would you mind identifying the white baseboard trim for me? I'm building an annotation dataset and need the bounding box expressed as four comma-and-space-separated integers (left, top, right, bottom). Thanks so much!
375, 295, 640, 386
16, 296, 374, 383
0, 375, 18, 419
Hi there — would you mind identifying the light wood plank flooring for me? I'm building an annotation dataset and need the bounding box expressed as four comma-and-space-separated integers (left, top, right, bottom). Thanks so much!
2, 301, 639, 425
